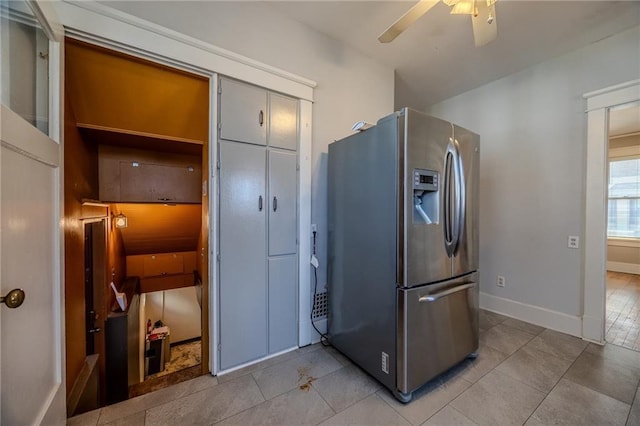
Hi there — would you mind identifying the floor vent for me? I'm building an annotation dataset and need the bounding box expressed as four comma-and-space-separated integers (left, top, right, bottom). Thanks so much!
312, 291, 328, 319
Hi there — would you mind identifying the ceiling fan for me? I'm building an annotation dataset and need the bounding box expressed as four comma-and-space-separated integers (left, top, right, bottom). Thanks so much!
378, 0, 498, 47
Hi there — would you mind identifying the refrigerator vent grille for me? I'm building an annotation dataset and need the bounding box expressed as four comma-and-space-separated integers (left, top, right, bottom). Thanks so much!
312, 291, 328, 319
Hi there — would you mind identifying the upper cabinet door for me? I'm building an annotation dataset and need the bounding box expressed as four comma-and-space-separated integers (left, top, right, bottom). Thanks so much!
219, 78, 267, 146
269, 93, 298, 151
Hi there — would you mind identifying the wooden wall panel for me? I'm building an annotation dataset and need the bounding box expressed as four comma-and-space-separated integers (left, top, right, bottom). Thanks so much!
126, 251, 197, 278
63, 88, 99, 398
66, 39, 209, 145
114, 204, 201, 255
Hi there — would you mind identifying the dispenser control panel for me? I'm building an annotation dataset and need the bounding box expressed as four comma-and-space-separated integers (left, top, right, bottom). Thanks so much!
413, 169, 438, 192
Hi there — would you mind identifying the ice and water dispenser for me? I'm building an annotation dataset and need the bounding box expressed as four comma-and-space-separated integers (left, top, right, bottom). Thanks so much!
413, 169, 439, 224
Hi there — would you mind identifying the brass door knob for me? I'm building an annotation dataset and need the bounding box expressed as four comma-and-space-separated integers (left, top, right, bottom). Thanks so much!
1, 289, 25, 309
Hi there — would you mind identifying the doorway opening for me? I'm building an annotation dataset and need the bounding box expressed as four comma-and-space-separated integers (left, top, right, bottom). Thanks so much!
583, 80, 640, 345
604, 103, 640, 351
63, 38, 210, 414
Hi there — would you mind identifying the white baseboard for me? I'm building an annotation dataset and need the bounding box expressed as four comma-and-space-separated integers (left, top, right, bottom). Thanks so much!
480, 292, 583, 338
607, 261, 640, 275
217, 346, 298, 376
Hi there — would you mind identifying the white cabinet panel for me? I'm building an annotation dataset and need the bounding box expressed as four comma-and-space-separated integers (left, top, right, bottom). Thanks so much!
269, 150, 297, 256
219, 141, 268, 369
269, 93, 298, 151
268, 255, 298, 353
220, 78, 267, 146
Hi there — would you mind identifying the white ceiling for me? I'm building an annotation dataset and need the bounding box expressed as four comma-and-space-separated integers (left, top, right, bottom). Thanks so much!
267, 1, 640, 109
99, 0, 640, 134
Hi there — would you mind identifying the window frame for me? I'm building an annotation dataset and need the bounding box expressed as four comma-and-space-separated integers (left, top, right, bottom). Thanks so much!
607, 145, 640, 241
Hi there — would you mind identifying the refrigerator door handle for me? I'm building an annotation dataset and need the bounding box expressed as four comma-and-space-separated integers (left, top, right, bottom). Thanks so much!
451, 139, 465, 255
443, 140, 456, 257
418, 282, 475, 303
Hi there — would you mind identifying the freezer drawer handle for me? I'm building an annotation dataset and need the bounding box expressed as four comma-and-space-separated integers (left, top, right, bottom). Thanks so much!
418, 283, 475, 303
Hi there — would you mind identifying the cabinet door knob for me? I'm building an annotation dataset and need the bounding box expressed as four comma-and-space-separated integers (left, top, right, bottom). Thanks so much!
259, 110, 264, 127
273, 196, 278, 212
258, 195, 263, 211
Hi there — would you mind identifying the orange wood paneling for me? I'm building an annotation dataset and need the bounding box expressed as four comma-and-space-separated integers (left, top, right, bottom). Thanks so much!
114, 204, 201, 256
63, 87, 99, 397
126, 251, 197, 278
65, 39, 209, 145
98, 145, 202, 204
139, 273, 194, 293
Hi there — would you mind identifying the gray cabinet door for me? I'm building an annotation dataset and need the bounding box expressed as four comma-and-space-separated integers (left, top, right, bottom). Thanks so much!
269, 93, 298, 151
268, 150, 297, 256
219, 141, 267, 369
220, 78, 267, 146
268, 255, 298, 353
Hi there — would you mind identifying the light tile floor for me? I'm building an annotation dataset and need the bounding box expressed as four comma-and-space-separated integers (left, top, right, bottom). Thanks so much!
69, 310, 640, 426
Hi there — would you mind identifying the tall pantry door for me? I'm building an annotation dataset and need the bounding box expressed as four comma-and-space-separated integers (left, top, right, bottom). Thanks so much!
267, 150, 298, 353
219, 141, 267, 370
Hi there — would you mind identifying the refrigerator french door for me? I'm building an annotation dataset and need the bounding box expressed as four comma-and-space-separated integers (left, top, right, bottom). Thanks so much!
328, 108, 479, 403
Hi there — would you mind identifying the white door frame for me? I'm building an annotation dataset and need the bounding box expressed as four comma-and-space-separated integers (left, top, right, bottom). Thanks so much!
53, 0, 316, 375
582, 79, 640, 343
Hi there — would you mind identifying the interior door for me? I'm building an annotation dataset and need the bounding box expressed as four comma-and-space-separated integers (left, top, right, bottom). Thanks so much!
0, 1, 65, 424
218, 140, 267, 370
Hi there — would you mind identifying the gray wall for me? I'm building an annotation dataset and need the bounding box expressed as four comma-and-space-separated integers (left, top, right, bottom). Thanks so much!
429, 25, 640, 317
102, 1, 395, 293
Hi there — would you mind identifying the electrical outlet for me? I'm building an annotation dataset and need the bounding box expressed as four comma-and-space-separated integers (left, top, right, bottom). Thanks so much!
497, 275, 506, 288
568, 235, 579, 249
311, 224, 317, 233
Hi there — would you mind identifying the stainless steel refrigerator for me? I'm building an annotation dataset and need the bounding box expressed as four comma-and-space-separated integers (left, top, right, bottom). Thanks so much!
328, 108, 479, 403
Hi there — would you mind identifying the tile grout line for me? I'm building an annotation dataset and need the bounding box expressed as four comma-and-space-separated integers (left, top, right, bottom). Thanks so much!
210, 375, 267, 425
374, 390, 416, 426
250, 373, 268, 402
625, 383, 639, 425
306, 383, 337, 425
520, 341, 590, 425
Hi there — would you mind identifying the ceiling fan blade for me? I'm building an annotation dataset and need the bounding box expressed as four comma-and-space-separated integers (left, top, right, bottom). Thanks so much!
472, 2, 498, 47
378, 0, 439, 43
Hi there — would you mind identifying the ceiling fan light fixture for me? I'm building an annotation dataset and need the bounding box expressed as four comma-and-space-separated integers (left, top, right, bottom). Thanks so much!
451, 1, 477, 15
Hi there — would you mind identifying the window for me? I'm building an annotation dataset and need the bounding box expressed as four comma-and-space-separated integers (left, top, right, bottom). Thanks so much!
0, 0, 50, 134
608, 158, 640, 238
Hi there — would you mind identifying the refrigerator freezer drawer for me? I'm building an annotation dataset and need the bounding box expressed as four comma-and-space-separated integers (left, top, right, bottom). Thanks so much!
397, 273, 479, 394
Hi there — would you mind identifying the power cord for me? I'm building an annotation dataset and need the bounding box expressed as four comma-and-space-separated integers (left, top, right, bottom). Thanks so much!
310, 230, 330, 346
